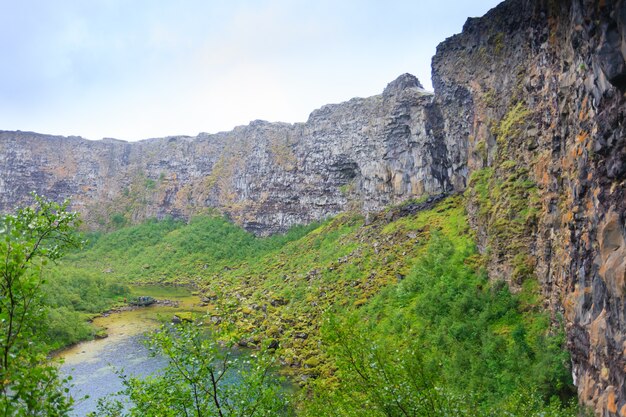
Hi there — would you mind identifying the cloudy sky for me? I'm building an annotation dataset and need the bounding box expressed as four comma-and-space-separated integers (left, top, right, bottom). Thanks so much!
0, 1, 501, 141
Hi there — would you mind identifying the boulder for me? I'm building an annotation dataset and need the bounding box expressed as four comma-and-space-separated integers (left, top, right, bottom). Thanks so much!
130, 296, 156, 307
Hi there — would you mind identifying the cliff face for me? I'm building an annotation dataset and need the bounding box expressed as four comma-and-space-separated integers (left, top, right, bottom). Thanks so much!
1, 0, 626, 414
0, 74, 455, 235
432, 1, 626, 415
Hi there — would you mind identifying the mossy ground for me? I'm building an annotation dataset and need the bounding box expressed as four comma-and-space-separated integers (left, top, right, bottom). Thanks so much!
45, 195, 578, 414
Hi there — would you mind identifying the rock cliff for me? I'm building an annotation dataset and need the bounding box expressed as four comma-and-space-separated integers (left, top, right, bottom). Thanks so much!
432, 1, 626, 415
0, 74, 454, 235
1, 0, 625, 414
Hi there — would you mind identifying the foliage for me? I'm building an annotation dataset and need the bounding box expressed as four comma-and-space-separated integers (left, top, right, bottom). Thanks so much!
90, 322, 291, 417
48, 196, 580, 416
305, 316, 460, 417
0, 194, 81, 416
38, 214, 317, 351
58, 215, 319, 285
45, 306, 94, 349
300, 232, 577, 416
201, 198, 471, 379
41, 261, 132, 349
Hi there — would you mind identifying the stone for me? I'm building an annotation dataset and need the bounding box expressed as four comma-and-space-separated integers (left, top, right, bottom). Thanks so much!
1, 0, 626, 412
432, 1, 626, 414
0, 72, 449, 236
270, 297, 288, 307
172, 312, 193, 323
598, 22, 626, 89
130, 296, 156, 307
382, 73, 425, 97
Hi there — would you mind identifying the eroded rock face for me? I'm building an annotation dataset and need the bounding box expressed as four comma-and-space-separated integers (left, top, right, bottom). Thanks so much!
0, 74, 453, 235
432, 1, 626, 414
1, 0, 626, 413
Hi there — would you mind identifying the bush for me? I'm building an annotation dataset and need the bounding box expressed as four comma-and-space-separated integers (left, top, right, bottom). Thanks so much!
302, 233, 578, 416
90, 322, 292, 417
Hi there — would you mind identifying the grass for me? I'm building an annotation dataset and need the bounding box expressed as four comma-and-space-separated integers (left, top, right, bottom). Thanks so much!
42, 195, 579, 415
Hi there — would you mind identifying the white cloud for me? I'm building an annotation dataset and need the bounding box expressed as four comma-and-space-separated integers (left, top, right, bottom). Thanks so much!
0, 0, 502, 140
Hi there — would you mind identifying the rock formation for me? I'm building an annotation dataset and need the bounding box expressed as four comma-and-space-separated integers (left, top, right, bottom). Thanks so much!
0, 74, 453, 235
1, 0, 625, 414
432, 1, 626, 415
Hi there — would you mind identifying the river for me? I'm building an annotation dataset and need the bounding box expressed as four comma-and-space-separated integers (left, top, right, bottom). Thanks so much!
57, 286, 205, 417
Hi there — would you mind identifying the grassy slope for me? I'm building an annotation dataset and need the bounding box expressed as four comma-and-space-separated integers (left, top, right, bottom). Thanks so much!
43, 216, 318, 348
201, 198, 471, 378
47, 196, 578, 414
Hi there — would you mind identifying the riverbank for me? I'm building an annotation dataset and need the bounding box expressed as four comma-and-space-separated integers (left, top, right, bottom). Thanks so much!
56, 286, 206, 416
57, 286, 204, 361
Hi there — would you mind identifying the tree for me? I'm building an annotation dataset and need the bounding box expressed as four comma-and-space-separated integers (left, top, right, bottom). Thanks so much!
0, 194, 81, 416
300, 312, 583, 417
91, 321, 291, 417
301, 315, 459, 417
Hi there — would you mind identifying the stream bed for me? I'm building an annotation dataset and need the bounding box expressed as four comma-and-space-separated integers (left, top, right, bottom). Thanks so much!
57, 286, 205, 416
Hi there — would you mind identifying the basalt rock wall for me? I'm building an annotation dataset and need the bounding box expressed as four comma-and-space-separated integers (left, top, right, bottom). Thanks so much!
0, 74, 455, 235
1, 0, 626, 414
432, 1, 626, 415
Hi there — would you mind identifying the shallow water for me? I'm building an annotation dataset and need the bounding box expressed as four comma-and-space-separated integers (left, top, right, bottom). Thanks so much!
57, 286, 205, 416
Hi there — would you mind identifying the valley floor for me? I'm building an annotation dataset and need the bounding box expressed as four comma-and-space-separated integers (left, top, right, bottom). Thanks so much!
46, 195, 584, 416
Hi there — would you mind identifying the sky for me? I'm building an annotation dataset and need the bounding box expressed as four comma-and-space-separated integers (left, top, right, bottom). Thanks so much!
0, 0, 502, 141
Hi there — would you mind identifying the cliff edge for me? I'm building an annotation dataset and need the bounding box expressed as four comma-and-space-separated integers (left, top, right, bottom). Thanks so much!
0, 74, 451, 235
432, 1, 626, 415
1, 0, 626, 414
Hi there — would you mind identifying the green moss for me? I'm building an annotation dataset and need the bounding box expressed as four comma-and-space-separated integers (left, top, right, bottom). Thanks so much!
269, 135, 297, 171
467, 167, 494, 217
338, 181, 356, 196
492, 102, 531, 147
492, 32, 505, 56
501, 159, 518, 170
482, 89, 498, 108
49, 192, 576, 414
144, 178, 156, 190
475, 139, 488, 163
468, 100, 540, 276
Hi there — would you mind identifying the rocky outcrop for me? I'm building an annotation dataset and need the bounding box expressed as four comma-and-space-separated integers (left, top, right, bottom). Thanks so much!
0, 74, 453, 235
1, 0, 625, 413
432, 1, 626, 415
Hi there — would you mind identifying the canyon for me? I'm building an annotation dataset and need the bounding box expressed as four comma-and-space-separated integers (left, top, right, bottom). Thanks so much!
1, 0, 625, 415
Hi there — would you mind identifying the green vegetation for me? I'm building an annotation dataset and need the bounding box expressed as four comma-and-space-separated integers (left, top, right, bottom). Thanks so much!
468, 101, 541, 285
59, 215, 319, 284
301, 232, 575, 416
41, 215, 318, 349
90, 322, 290, 417
493, 32, 505, 55
491, 102, 531, 148
0, 195, 81, 415
33, 194, 580, 415
42, 261, 133, 349
198, 198, 474, 380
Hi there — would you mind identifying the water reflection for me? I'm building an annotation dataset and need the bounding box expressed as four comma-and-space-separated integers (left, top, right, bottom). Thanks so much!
62, 333, 166, 416
58, 287, 203, 416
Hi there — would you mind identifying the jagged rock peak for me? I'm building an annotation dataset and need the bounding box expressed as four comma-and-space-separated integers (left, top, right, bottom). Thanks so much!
0, 69, 455, 237
382, 73, 425, 96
